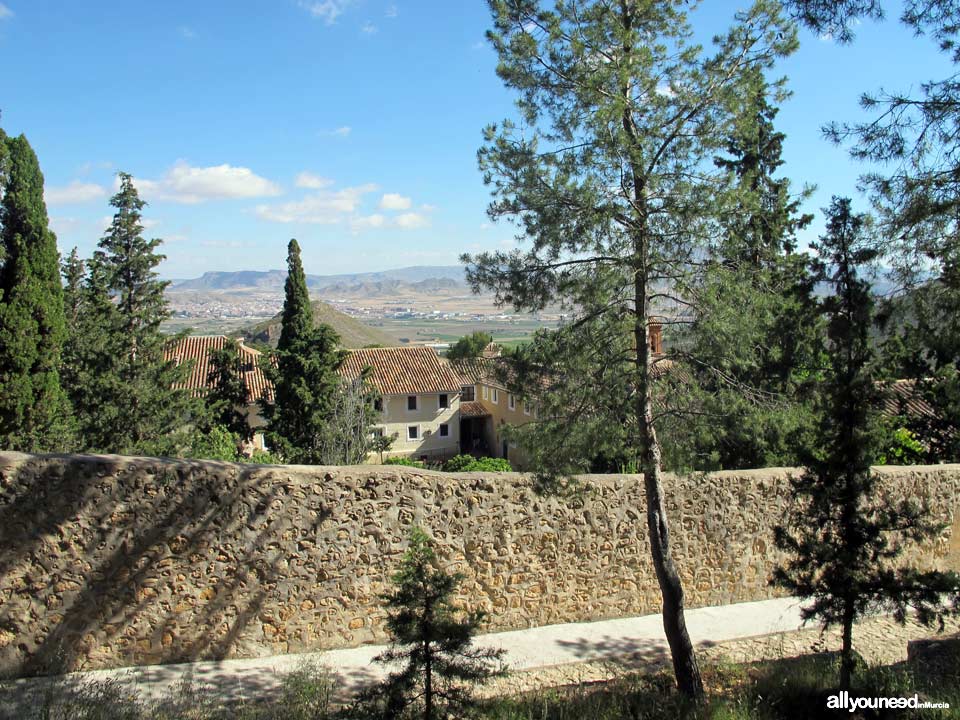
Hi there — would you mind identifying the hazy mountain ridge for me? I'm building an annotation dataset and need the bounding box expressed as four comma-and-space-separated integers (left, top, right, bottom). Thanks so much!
171, 265, 467, 292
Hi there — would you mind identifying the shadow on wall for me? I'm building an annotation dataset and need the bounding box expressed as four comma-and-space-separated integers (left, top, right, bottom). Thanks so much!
0, 454, 329, 678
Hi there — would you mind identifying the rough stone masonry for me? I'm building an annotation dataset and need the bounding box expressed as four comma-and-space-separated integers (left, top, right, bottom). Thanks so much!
0, 452, 958, 678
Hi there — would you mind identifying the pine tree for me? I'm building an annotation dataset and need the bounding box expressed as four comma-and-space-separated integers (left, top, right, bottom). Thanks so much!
357, 527, 505, 720
465, 0, 797, 698
0, 133, 72, 451
261, 239, 351, 463
74, 173, 196, 454
786, 0, 960, 462
204, 341, 253, 442
773, 197, 960, 691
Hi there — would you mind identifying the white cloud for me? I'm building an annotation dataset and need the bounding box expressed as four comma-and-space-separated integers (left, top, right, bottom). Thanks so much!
255, 182, 378, 224
379, 193, 411, 211
77, 160, 113, 175
395, 212, 430, 229
299, 0, 352, 24
361, 22, 378, 34
385, 4, 397, 18
179, 26, 197, 39
49, 216, 81, 235
45, 181, 108, 205
130, 161, 281, 204
319, 126, 352, 138
296, 172, 333, 189
0, 3, 13, 20
350, 214, 387, 232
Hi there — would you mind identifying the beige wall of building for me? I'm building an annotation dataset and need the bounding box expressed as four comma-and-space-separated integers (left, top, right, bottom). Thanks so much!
372, 391, 461, 461
472, 382, 536, 468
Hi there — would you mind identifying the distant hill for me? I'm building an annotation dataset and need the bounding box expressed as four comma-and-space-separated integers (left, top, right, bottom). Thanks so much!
246, 300, 398, 349
172, 265, 466, 292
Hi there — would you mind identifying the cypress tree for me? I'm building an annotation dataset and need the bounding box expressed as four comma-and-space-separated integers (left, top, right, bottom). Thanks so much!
277, 238, 313, 353
261, 239, 348, 463
674, 67, 822, 471
0, 134, 72, 451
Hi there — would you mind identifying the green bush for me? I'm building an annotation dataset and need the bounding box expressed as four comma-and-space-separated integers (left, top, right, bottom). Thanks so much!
878, 426, 926, 465
443, 455, 513, 472
382, 456, 425, 468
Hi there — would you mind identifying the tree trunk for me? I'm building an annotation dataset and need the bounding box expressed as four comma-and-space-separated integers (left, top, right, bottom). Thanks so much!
634, 274, 704, 701
840, 601, 855, 691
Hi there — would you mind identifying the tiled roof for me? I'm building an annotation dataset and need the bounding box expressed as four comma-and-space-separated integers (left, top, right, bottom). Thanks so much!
339, 346, 462, 395
164, 336, 272, 404
881, 379, 938, 419
451, 358, 496, 387
460, 401, 491, 419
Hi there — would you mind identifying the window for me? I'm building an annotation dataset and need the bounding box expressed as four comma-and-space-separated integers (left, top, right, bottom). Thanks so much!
371, 427, 384, 438
482, 386, 488, 400
508, 394, 515, 410
407, 425, 419, 440
439, 423, 449, 437
523, 401, 531, 416
492, 388, 499, 404
461, 385, 475, 402
374, 398, 383, 412
439, 393, 448, 409
407, 395, 417, 411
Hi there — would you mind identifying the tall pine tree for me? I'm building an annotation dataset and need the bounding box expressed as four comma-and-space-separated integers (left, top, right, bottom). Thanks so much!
72, 173, 196, 454
774, 197, 960, 691
0, 133, 72, 451
465, 0, 797, 699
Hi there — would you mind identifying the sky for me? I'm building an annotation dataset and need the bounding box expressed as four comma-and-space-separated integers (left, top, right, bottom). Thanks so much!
0, 1, 954, 279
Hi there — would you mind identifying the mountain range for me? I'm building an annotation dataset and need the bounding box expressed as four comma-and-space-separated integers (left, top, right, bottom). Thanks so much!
170, 265, 467, 292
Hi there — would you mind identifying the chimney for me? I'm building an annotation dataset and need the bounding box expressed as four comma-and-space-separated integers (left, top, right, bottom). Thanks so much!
649, 321, 663, 355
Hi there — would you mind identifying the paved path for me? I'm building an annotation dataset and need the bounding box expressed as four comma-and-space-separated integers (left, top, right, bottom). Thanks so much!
0, 597, 806, 710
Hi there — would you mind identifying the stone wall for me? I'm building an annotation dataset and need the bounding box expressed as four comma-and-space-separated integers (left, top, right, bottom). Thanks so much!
0, 452, 958, 678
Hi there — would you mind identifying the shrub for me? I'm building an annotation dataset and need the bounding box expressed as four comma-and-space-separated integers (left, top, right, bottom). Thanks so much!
382, 456, 425, 468
443, 455, 513, 472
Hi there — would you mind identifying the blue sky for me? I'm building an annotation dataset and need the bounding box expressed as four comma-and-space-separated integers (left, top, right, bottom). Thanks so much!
0, 1, 953, 279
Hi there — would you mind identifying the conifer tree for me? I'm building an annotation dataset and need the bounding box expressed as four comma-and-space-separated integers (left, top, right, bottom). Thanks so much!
0, 133, 72, 451
787, 0, 960, 461
261, 239, 350, 463
773, 197, 960, 691
672, 66, 822, 471
204, 341, 253, 442
357, 527, 505, 720
278, 238, 313, 353
465, 0, 796, 698
73, 173, 195, 454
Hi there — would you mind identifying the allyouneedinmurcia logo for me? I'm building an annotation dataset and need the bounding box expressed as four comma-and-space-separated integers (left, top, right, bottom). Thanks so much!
827, 690, 950, 712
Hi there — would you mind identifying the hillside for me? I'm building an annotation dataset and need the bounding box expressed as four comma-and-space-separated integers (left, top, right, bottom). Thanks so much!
246, 300, 398, 349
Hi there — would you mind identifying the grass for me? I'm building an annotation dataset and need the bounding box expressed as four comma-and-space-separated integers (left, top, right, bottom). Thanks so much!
7, 649, 959, 719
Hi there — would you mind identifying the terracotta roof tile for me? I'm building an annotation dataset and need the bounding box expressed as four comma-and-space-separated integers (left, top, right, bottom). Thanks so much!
164, 335, 272, 404
460, 401, 491, 418
881, 378, 938, 419
339, 346, 461, 395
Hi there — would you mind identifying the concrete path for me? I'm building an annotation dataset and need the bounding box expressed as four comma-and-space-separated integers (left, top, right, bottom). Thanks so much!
0, 597, 807, 710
